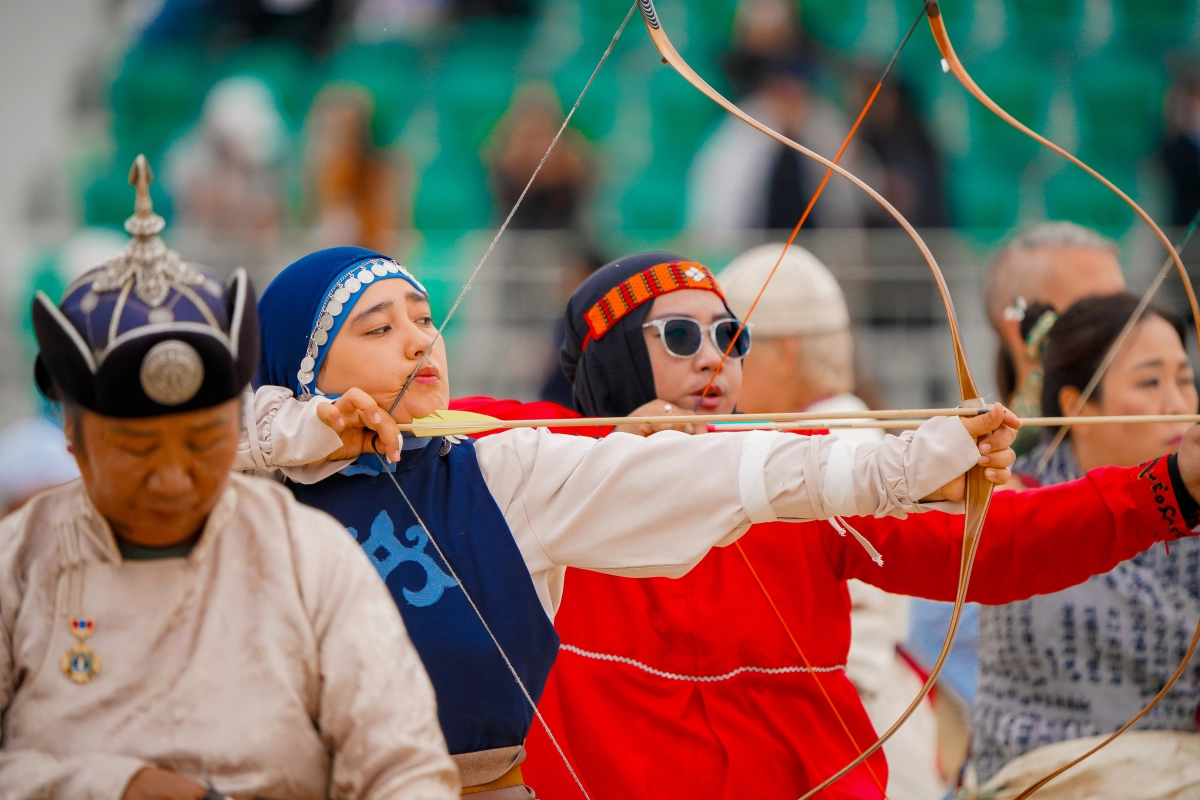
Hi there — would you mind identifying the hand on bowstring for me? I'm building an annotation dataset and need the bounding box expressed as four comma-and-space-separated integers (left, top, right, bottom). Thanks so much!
925, 404, 1020, 502
313, 388, 403, 463
613, 399, 709, 437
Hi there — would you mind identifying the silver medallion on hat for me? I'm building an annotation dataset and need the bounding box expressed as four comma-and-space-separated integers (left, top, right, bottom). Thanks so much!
140, 339, 205, 406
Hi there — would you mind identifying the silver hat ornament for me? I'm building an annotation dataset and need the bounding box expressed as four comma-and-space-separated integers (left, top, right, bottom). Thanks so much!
89, 155, 206, 307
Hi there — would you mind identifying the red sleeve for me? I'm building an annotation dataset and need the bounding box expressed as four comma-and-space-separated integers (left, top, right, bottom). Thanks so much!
447, 395, 613, 438
824, 455, 1193, 604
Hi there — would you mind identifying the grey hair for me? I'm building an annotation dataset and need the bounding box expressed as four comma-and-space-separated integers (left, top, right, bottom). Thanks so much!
984, 222, 1118, 331
1000, 221, 1118, 257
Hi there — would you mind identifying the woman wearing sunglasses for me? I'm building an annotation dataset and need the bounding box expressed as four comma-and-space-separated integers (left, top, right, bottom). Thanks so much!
510, 253, 1200, 800
241, 247, 1015, 798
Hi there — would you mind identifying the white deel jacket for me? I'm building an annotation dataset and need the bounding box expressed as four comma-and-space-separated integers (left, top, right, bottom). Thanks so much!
237, 388, 979, 620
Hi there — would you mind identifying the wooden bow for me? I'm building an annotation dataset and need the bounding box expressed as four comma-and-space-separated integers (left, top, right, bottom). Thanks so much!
636, 1, 993, 795
925, 3, 1200, 795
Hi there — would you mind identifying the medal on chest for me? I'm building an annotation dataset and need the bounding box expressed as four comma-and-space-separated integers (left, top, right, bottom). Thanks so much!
61, 616, 101, 684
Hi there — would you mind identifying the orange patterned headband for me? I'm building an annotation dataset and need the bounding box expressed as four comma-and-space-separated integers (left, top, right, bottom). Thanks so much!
583, 261, 724, 347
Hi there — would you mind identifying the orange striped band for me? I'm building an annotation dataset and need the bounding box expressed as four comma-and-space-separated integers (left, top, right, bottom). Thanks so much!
583, 261, 724, 345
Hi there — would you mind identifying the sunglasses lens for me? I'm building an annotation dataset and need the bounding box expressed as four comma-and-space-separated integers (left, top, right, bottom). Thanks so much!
661, 319, 704, 357
715, 320, 752, 357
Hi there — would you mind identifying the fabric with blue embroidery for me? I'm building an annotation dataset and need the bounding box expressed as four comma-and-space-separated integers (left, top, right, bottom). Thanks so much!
971, 441, 1200, 782
289, 434, 560, 755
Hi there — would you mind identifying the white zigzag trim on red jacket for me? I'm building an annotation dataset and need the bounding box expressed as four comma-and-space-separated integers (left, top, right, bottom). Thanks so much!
559, 644, 844, 682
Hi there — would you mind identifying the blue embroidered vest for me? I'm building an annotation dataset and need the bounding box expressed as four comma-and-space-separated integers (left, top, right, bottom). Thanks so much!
289, 437, 560, 755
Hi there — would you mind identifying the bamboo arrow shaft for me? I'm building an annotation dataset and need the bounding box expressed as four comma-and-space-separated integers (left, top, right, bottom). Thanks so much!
399, 411, 1200, 435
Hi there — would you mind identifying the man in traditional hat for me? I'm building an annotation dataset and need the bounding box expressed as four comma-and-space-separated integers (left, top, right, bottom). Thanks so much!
0, 158, 457, 800
718, 244, 945, 799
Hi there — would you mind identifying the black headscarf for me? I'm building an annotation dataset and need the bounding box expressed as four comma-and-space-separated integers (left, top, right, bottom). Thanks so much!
560, 252, 732, 417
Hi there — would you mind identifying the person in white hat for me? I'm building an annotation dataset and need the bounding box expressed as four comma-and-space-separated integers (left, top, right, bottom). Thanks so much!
720, 243, 947, 800
719, 243, 874, 438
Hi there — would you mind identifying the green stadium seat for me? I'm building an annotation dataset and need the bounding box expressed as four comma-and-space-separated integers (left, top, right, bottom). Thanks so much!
799, 0, 870, 54
220, 41, 314, 132
434, 38, 525, 152
327, 42, 424, 147
85, 168, 175, 229
110, 45, 211, 164
945, 159, 1022, 235
648, 68, 722, 158
1112, 0, 1198, 51
1073, 54, 1167, 163
620, 162, 688, 233
577, 0, 629, 47
413, 152, 492, 231
1042, 166, 1136, 233
553, 55, 619, 141
962, 51, 1053, 170
1006, 0, 1086, 51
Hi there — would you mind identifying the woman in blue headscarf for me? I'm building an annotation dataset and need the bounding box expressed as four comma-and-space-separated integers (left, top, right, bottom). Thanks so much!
241, 246, 1012, 797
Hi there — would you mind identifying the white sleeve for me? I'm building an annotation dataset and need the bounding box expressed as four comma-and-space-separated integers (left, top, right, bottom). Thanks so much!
476, 415, 979, 585
234, 387, 352, 483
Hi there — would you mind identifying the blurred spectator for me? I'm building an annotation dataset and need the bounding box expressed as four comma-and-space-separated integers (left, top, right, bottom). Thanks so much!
688, 59, 877, 242
0, 416, 79, 515
303, 85, 406, 254
164, 76, 288, 250
721, 243, 946, 800
722, 0, 818, 98
1161, 68, 1200, 226
852, 69, 947, 228
906, 222, 1129, 764
984, 222, 1125, 446
487, 84, 590, 230
971, 294, 1200, 793
138, 0, 355, 55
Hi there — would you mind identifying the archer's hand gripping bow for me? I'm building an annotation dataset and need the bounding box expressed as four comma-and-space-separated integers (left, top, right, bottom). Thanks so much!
636, 2, 995, 796
925, 2, 1200, 796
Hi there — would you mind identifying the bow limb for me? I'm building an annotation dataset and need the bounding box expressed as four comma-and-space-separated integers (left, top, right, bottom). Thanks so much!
637, 3, 993, 796
927, 4, 1200, 794
925, 1, 1200, 345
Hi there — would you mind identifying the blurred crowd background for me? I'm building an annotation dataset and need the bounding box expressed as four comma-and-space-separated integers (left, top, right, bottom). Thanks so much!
2, 0, 1199, 419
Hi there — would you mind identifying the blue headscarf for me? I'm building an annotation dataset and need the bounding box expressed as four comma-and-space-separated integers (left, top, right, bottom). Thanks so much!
256, 246, 426, 395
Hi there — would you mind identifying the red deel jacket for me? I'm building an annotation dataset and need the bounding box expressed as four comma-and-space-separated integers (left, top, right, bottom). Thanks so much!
449, 397, 1192, 800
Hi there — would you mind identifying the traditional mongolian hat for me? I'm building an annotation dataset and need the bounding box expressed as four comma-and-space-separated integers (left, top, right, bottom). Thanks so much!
32, 156, 258, 417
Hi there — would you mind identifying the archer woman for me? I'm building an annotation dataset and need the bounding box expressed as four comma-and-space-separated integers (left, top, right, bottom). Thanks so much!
453, 254, 1200, 800
969, 294, 1200, 798
236, 246, 1015, 798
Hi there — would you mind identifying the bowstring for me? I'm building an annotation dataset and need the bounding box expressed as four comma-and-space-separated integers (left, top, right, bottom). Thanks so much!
388, 2, 638, 416
374, 7, 638, 797
734, 543, 889, 796
706, 7, 927, 796
691, 2, 928, 412
1035, 208, 1200, 472
374, 451, 593, 799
